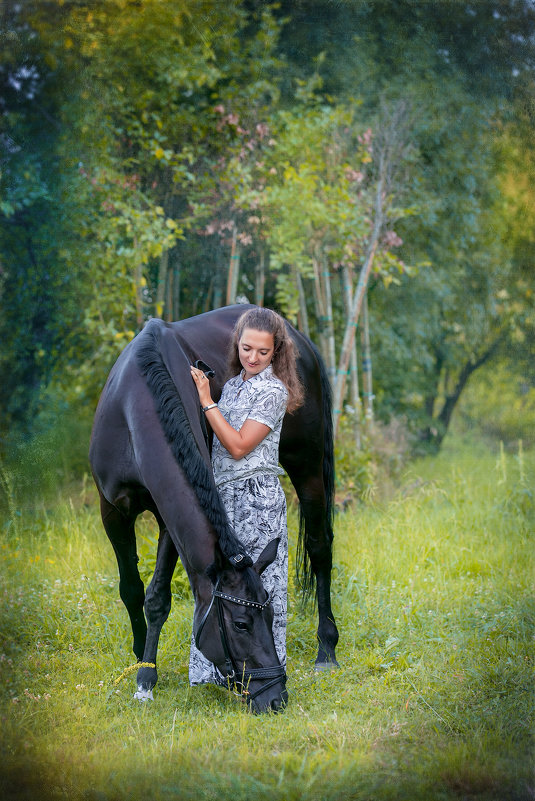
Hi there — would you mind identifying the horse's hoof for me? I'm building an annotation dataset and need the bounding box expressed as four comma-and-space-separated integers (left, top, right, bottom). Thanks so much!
133, 686, 154, 701
314, 661, 340, 672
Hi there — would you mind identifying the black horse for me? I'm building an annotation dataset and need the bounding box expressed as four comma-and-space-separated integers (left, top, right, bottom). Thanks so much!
89, 304, 339, 712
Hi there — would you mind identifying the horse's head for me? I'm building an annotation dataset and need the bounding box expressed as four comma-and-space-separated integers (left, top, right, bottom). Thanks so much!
194, 538, 288, 713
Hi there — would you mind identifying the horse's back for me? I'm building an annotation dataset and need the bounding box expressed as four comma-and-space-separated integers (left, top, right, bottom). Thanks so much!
90, 305, 331, 507
89, 319, 200, 509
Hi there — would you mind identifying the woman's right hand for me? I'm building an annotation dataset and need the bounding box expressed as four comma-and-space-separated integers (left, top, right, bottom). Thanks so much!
190, 365, 213, 407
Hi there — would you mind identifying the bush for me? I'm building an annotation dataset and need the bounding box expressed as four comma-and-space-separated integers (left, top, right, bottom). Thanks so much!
334, 413, 413, 507
0, 393, 93, 515
454, 361, 535, 449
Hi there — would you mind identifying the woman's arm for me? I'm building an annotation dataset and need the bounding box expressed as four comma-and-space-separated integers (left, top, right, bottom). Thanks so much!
190, 366, 270, 460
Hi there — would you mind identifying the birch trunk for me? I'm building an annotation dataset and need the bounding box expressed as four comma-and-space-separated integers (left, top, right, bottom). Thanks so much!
361, 291, 374, 422
342, 266, 362, 447
333, 101, 411, 437
320, 254, 336, 383
296, 269, 310, 339
312, 255, 328, 369
333, 174, 384, 437
226, 224, 241, 305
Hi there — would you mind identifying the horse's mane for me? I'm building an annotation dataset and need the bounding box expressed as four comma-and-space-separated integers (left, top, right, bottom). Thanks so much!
136, 321, 251, 568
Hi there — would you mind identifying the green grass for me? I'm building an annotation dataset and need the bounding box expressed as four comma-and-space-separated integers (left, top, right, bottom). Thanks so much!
0, 440, 533, 801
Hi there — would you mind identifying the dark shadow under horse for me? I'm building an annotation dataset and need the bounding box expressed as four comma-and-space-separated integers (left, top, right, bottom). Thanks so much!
89, 304, 339, 712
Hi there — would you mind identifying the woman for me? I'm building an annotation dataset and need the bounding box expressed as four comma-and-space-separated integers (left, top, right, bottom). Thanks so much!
189, 306, 303, 687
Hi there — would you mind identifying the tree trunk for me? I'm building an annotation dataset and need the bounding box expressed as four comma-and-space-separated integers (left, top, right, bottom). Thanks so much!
320, 253, 336, 384
213, 246, 224, 309
342, 266, 362, 446
204, 277, 214, 312
172, 257, 180, 320
422, 337, 504, 449
423, 346, 444, 421
165, 259, 173, 321
296, 268, 310, 339
332, 174, 384, 437
226, 224, 241, 305
155, 248, 169, 318
311, 254, 328, 368
255, 247, 265, 306
134, 237, 144, 330
361, 291, 374, 422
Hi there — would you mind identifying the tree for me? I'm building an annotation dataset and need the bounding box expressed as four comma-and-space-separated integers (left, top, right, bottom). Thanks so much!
3, 0, 534, 453
0, 0, 89, 441
0, 0, 287, 425
273, 0, 535, 447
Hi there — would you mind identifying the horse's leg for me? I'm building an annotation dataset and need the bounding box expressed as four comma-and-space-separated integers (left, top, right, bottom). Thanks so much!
293, 474, 340, 669
100, 494, 147, 659
134, 525, 179, 701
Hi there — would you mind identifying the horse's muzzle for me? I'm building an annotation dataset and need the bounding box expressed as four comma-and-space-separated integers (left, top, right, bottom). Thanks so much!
248, 680, 288, 714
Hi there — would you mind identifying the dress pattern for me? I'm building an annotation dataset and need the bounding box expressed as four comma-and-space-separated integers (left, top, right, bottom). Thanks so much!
189, 365, 289, 686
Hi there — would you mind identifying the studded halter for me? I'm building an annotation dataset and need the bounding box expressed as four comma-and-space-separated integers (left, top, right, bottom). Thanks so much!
195, 575, 286, 704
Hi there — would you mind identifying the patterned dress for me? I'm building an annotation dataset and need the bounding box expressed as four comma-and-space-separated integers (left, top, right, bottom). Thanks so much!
189, 364, 289, 686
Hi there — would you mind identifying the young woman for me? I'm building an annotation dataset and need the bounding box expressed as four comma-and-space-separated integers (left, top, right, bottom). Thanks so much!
188, 306, 303, 687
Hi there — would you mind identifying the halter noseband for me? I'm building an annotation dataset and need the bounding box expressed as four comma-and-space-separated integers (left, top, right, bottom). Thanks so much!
195, 576, 286, 703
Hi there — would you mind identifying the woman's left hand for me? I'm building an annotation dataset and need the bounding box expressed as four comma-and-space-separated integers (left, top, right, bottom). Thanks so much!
190, 366, 213, 407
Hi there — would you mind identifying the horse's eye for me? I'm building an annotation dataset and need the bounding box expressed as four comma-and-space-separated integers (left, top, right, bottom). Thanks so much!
233, 620, 249, 633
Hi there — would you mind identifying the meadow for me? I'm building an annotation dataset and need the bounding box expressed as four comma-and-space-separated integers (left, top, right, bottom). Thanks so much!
1, 438, 533, 801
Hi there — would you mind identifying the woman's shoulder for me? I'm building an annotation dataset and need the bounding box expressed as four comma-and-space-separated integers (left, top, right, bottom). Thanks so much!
258, 367, 288, 396
267, 372, 288, 397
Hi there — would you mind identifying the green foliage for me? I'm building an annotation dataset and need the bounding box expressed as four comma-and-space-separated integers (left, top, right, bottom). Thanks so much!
0, 1, 87, 439
334, 414, 414, 506
0, 396, 93, 517
2, 0, 535, 451
273, 0, 535, 444
264, 103, 387, 321
0, 443, 532, 800
1, 0, 288, 432
454, 361, 535, 448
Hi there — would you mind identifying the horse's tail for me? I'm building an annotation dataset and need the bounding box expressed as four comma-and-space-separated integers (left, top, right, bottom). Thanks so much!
296, 342, 335, 601
136, 320, 251, 568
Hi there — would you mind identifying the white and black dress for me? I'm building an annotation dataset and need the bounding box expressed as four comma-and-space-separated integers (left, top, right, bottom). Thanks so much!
189, 364, 288, 686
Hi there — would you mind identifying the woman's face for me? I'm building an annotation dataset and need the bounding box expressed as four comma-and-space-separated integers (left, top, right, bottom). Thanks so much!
238, 327, 275, 380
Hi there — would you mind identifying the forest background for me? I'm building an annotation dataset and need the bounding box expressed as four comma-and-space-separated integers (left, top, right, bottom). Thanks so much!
1, 4, 534, 799
1, 0, 535, 486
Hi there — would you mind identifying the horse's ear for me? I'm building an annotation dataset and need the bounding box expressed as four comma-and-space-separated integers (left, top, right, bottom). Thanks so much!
253, 538, 280, 576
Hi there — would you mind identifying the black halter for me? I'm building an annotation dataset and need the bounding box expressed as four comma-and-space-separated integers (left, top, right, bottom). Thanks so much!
195, 576, 286, 703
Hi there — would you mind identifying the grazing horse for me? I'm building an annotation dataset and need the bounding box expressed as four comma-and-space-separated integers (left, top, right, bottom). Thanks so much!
89, 304, 339, 712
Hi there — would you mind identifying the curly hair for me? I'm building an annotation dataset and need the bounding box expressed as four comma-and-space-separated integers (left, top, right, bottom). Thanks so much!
227, 307, 304, 413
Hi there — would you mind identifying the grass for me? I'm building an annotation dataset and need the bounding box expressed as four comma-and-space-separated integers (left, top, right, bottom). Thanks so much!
0, 439, 533, 801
